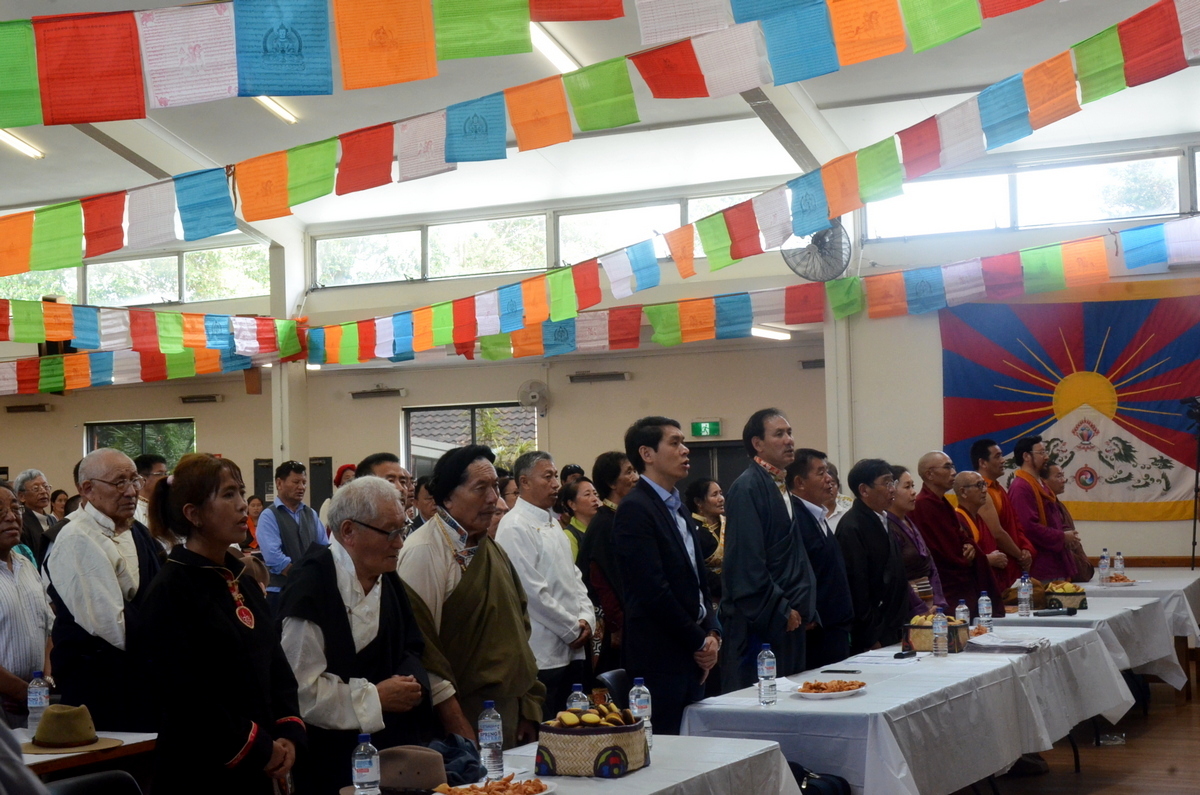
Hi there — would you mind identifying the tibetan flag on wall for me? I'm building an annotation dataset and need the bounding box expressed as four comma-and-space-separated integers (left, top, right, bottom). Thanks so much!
573, 260, 603, 309
715, 292, 753, 338
522, 275, 550, 325
981, 252, 1025, 299
1061, 237, 1110, 287
695, 213, 741, 271
0, 213, 33, 277
337, 125, 395, 195
1117, 0, 1187, 87
897, 116, 941, 180
628, 40, 708, 99
398, 111, 457, 181
139, 351, 167, 383
865, 272, 908, 318
308, 328, 327, 364
33, 12, 145, 125
236, 152, 292, 221
903, 266, 947, 314
784, 283, 824, 324
724, 201, 763, 260
255, 317, 278, 352
175, 170, 237, 241
821, 153, 863, 219
1023, 52, 1081, 130
829, 0, 906, 66
505, 76, 573, 151
789, 171, 832, 237
826, 277, 864, 319
287, 138, 337, 206
31, 202, 83, 272
445, 93, 508, 162
276, 320, 302, 358
1121, 224, 1168, 268
607, 304, 642, 349
899, 0, 981, 53
627, 240, 660, 291
563, 58, 640, 131
138, 4, 238, 109
678, 297, 716, 343
433, 0, 531, 60
333, 0, 437, 90
663, 226, 696, 278
165, 350, 196, 379
234, 0, 332, 96
1074, 27, 1127, 103
977, 74, 1031, 150
0, 21, 43, 127
1020, 245, 1067, 293
644, 303, 682, 347
547, 267, 579, 321
761, 3, 839, 85
543, 319, 576, 356
691, 23, 772, 97
81, 192, 125, 257
531, 0, 624, 21
1179, 0, 1200, 57
856, 137, 903, 203
127, 181, 179, 251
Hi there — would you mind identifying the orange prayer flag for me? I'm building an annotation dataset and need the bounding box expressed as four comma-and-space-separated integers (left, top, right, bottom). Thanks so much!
412, 306, 434, 352
664, 225, 696, 278
511, 323, 544, 358
821, 153, 863, 219
333, 0, 437, 90
182, 314, 207, 348
0, 212, 34, 277
679, 298, 716, 343
865, 272, 909, 318
43, 302, 74, 341
324, 325, 343, 363
522, 275, 550, 325
504, 76, 573, 152
236, 152, 291, 222
1061, 237, 1111, 287
1024, 52, 1081, 130
63, 353, 91, 391
829, 0, 907, 67
194, 347, 223, 374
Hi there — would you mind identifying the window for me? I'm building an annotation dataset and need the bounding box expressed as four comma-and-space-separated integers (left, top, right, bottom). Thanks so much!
184, 245, 270, 301
1, 269, 78, 302
687, 192, 758, 223
1016, 157, 1179, 227
85, 419, 196, 466
315, 231, 421, 287
86, 256, 179, 306
559, 204, 678, 264
427, 216, 547, 278
866, 175, 1011, 238
405, 404, 537, 477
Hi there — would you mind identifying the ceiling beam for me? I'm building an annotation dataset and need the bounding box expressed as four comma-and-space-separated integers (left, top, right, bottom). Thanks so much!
741, 82, 850, 171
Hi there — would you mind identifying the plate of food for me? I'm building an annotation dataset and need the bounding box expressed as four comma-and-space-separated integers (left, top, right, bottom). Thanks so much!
1106, 574, 1138, 585
436, 776, 554, 795
795, 679, 867, 699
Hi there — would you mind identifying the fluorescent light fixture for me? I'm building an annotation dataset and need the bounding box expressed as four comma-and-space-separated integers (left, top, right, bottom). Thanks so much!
0, 129, 44, 159
751, 326, 792, 341
530, 23, 579, 73
254, 96, 298, 124
306, 363, 321, 371
261, 362, 274, 368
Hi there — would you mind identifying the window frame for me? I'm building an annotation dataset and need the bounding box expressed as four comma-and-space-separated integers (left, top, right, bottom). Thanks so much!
402, 401, 536, 475
84, 418, 197, 462
80, 240, 269, 307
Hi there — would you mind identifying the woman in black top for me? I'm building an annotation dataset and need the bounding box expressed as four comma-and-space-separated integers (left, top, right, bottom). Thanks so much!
142, 454, 305, 795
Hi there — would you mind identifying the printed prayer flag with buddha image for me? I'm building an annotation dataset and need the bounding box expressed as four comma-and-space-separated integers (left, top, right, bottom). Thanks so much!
903, 267, 947, 314
190, 347, 220, 375
431, 302, 455, 347
563, 58, 640, 131
287, 138, 337, 206
204, 314, 232, 350
127, 182, 180, 252
753, 187, 791, 250
715, 293, 754, 339
760, 3, 839, 85
1061, 237, 1111, 287
137, 4, 238, 109
531, 0, 624, 20
543, 319, 577, 357
628, 40, 709, 99
336, 125, 395, 195
546, 267, 579, 321
0, 20, 41, 128
333, 0, 437, 90
898, 0, 981, 53
981, 252, 1025, 300
644, 303, 683, 347
505, 76, 573, 151
935, 97, 986, 170
635, 0, 733, 46
174, 170, 237, 241
397, 111, 457, 181
865, 272, 908, 318
572, 260, 603, 309
234, 0, 332, 96
1120, 224, 1168, 269
856, 136, 903, 204
1118, 0, 1187, 87
695, 213, 741, 271
0, 213, 33, 277
30, 202, 83, 272
1019, 245, 1067, 294
691, 25, 770, 98
236, 152, 292, 222
433, 0, 530, 60
663, 226, 696, 278
33, 12, 146, 124
897, 117, 941, 180
475, 290, 500, 337
1023, 52, 1081, 130
42, 302, 74, 342
678, 298, 716, 343
821, 153, 863, 219
825, 276, 864, 319
829, 0, 906, 66
788, 171, 832, 238
1073, 27, 1127, 104
784, 283, 824, 324
499, 284, 525, 333
723, 201, 763, 260
977, 75, 1031, 150
445, 93, 508, 162
941, 258, 988, 306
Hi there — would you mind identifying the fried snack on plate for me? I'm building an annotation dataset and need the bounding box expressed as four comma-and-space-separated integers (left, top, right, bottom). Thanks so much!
433, 774, 548, 795
1108, 573, 1135, 583
798, 679, 865, 693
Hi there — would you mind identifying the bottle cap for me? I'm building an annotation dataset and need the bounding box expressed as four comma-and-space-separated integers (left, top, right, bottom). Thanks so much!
32, 671, 42, 679
483, 700, 495, 709
981, 591, 988, 597
761, 643, 770, 651
633, 677, 644, 686
572, 683, 583, 691
957, 599, 966, 604
935, 606, 944, 613
358, 733, 370, 743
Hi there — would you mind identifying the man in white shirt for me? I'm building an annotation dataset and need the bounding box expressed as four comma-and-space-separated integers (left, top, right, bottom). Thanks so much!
495, 451, 593, 719
279, 477, 434, 795
0, 482, 53, 729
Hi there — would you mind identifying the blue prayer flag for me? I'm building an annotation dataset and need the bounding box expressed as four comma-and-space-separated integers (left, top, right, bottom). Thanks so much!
761, 2, 839, 86
221, 348, 253, 372
1120, 224, 1168, 269
89, 352, 113, 386
307, 327, 326, 364
174, 169, 237, 241
903, 267, 948, 314
731, 0, 798, 23
498, 283, 525, 333
388, 350, 416, 362
71, 305, 101, 349
627, 240, 660, 292
392, 312, 414, 356
715, 293, 754, 339
234, 0, 332, 96
542, 319, 577, 357
977, 75, 1031, 150
445, 93, 507, 163
788, 171, 832, 237
205, 314, 232, 350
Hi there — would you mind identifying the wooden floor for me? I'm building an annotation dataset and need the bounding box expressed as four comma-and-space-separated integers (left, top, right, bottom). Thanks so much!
953, 682, 1200, 794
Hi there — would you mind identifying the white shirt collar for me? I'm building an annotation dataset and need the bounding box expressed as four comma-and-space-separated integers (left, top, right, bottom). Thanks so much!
331, 537, 374, 601
512, 496, 555, 525
82, 502, 119, 536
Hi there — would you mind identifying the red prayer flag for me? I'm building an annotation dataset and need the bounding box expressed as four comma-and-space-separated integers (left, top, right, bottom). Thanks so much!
897, 116, 941, 181
336, 124, 395, 196
33, 12, 146, 125
452, 296, 477, 344
454, 340, 476, 359
980, 0, 1043, 18
140, 352, 167, 383
16, 360, 39, 394
1118, 0, 1187, 87
784, 283, 825, 324
573, 260, 602, 309
255, 317, 278, 352
629, 41, 708, 99
81, 192, 126, 258
531, 0, 623, 20
357, 319, 376, 361
724, 201, 763, 260
981, 253, 1025, 300
0, 300, 10, 341
130, 311, 159, 352
607, 305, 643, 350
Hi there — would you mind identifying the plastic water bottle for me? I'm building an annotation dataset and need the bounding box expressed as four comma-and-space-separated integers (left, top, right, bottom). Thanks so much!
566, 683, 590, 711
351, 733, 380, 795
954, 599, 970, 625
1018, 573, 1033, 617
1115, 551, 1125, 578
26, 672, 49, 733
629, 678, 653, 749
932, 608, 949, 658
1099, 548, 1110, 586
478, 701, 504, 781
978, 591, 993, 631
757, 644, 777, 706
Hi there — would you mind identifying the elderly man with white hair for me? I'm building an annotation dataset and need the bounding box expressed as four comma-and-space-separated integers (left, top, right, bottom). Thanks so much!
14, 469, 52, 568
44, 448, 161, 731
278, 476, 436, 795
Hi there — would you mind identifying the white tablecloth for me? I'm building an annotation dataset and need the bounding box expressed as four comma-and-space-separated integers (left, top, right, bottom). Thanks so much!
1002, 597, 1186, 688
680, 626, 1132, 795
505, 735, 800, 795
1085, 568, 1200, 640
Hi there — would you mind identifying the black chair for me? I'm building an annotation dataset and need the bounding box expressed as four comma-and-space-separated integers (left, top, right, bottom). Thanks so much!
46, 771, 142, 795
595, 668, 631, 709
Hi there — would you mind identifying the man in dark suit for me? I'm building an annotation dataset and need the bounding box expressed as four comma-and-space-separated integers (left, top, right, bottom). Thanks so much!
786, 449, 853, 668
720, 409, 817, 691
835, 459, 912, 654
15, 469, 52, 568
614, 416, 721, 735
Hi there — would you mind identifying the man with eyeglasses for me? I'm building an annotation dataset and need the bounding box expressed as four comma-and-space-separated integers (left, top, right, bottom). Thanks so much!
258, 460, 329, 614
1009, 436, 1078, 582
834, 459, 912, 654
14, 470, 52, 568
43, 448, 162, 731
950, 472, 1010, 619
356, 453, 415, 531
278, 477, 435, 795
131, 454, 168, 530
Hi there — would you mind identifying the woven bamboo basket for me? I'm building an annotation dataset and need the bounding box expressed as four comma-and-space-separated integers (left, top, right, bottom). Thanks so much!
535, 719, 648, 778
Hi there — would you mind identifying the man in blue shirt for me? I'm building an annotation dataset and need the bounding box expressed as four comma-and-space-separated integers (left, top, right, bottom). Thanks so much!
257, 460, 328, 613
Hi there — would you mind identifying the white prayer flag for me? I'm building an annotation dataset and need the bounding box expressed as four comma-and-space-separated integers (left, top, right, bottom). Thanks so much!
111, 350, 143, 385
575, 311, 610, 352
942, 258, 988, 306
599, 251, 635, 299
98, 308, 132, 351
374, 316, 394, 359
636, 0, 732, 46
0, 362, 16, 396
691, 23, 772, 98
137, 4, 238, 108
750, 288, 785, 324
752, 186, 791, 249
1165, 215, 1200, 265
475, 290, 501, 337
397, 111, 457, 182
1177, 0, 1200, 58
936, 98, 986, 171
231, 316, 260, 355
126, 181, 180, 251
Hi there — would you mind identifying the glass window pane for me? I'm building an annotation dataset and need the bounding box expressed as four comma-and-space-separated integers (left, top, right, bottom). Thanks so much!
407, 408, 472, 477
316, 231, 422, 287
184, 245, 270, 301
559, 204, 678, 264
87, 256, 179, 306
1017, 157, 1179, 227
474, 405, 538, 470
866, 175, 1011, 238
86, 420, 195, 465
0, 269, 77, 302
427, 216, 546, 278
686, 192, 758, 223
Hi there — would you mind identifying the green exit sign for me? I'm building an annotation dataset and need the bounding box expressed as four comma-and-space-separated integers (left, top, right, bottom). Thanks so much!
692, 421, 721, 437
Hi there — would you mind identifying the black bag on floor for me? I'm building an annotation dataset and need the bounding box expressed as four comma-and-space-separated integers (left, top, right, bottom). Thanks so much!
788, 762, 852, 795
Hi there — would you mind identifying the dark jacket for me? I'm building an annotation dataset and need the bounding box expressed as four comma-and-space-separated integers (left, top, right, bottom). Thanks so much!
792, 495, 854, 632
20, 509, 46, 568
835, 500, 912, 654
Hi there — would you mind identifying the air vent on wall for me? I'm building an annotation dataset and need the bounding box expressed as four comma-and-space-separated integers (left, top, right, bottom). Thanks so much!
180, 394, 224, 404
5, 404, 53, 414
350, 386, 408, 400
801, 359, 826, 370
567, 371, 631, 384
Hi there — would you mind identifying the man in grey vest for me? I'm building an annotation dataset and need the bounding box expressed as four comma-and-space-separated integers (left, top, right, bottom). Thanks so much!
257, 460, 328, 613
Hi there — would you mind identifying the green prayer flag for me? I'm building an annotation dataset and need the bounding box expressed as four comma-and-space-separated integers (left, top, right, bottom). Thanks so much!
546, 268, 578, 321
1020, 246, 1067, 294
0, 21, 42, 128
276, 319, 302, 358
38, 357, 64, 393
856, 137, 903, 204
644, 303, 682, 347
562, 58, 640, 132
30, 202, 83, 272
432, 302, 454, 346
288, 138, 337, 206
899, 0, 981, 54
157, 313, 185, 354
165, 350, 196, 379
826, 277, 864, 320
695, 214, 741, 271
433, 0, 531, 60
10, 300, 44, 343
480, 333, 513, 361
339, 322, 360, 364
1073, 27, 1126, 104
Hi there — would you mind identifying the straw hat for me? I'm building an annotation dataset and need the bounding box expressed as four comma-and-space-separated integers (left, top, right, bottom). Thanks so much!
338, 745, 447, 795
21, 704, 125, 754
